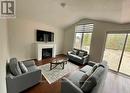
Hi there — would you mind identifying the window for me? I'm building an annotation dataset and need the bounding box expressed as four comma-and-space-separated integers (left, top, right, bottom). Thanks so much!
74, 24, 93, 53
82, 33, 92, 52
74, 33, 82, 49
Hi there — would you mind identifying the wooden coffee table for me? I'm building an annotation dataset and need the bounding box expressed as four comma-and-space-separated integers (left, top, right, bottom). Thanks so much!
50, 58, 68, 70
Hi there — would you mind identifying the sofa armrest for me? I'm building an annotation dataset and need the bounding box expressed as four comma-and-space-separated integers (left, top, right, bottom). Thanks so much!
61, 77, 83, 93
6, 69, 41, 93
22, 59, 35, 67
7, 69, 41, 80
67, 51, 73, 54
87, 61, 96, 66
6, 73, 15, 80
81, 55, 89, 65
83, 55, 89, 59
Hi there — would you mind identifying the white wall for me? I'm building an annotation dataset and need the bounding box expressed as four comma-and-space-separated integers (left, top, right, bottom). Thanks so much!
64, 25, 75, 53
64, 19, 130, 62
16, 0, 125, 28
121, 0, 130, 23
8, 18, 64, 60
0, 20, 9, 93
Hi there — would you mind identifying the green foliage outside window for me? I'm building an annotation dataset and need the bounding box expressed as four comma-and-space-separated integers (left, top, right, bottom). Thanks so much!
82, 33, 92, 46
106, 34, 130, 52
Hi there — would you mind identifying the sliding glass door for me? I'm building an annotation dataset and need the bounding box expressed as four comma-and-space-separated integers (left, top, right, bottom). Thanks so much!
103, 33, 130, 76
103, 34, 126, 71
119, 34, 130, 75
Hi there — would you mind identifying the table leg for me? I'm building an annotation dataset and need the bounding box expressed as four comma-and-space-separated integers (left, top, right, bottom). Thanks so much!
62, 62, 64, 69
65, 61, 67, 64
50, 63, 52, 70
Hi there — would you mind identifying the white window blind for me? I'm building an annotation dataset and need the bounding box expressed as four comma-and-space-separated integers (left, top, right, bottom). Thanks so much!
75, 24, 94, 33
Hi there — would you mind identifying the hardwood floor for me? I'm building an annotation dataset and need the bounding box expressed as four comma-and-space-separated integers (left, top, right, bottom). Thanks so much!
23, 55, 130, 93
102, 71, 130, 93
23, 80, 61, 93
22, 54, 66, 93
35, 54, 67, 66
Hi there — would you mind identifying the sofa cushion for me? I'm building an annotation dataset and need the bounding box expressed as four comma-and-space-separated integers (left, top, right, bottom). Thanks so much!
71, 51, 76, 55
80, 65, 93, 75
73, 49, 79, 55
69, 53, 82, 60
80, 50, 88, 56
27, 66, 38, 72
91, 66, 104, 83
22, 60, 35, 67
19, 61, 28, 73
84, 51, 88, 56
68, 71, 85, 87
9, 58, 22, 76
81, 76, 97, 92
79, 74, 89, 86
80, 66, 104, 92
78, 51, 85, 57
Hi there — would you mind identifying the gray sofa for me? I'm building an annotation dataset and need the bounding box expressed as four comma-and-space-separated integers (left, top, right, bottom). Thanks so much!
61, 61, 108, 93
67, 49, 89, 65
6, 59, 42, 93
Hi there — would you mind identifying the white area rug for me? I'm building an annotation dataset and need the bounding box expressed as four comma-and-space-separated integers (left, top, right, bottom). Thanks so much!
38, 62, 79, 84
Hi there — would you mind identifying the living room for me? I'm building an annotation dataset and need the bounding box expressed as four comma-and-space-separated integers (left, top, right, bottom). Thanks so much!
0, 0, 130, 93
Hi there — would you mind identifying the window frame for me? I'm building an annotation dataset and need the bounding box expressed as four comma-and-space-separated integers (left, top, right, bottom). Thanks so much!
73, 24, 94, 52
73, 32, 92, 50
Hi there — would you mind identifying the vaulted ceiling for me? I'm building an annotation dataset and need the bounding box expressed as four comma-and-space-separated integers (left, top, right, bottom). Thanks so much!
16, 0, 130, 29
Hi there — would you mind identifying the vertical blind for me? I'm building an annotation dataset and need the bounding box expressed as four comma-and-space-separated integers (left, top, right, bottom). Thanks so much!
75, 24, 94, 33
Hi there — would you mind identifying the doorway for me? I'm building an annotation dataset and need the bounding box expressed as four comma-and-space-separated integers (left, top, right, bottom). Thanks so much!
103, 33, 130, 76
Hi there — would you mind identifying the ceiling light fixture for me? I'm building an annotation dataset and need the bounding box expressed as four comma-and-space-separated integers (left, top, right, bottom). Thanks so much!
60, 2, 66, 8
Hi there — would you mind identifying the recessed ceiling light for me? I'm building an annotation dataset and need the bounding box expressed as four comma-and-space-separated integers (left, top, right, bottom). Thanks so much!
60, 2, 66, 8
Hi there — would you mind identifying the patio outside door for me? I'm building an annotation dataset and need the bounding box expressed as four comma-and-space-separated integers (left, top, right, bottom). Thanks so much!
103, 33, 130, 76
119, 34, 130, 75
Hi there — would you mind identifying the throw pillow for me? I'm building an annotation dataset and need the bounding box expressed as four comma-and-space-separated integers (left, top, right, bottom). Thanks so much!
81, 66, 104, 93
19, 61, 28, 73
71, 51, 76, 55
92, 66, 104, 83
73, 49, 78, 55
91, 63, 99, 73
78, 51, 85, 57
81, 76, 97, 92
9, 58, 22, 76
83, 51, 88, 56
79, 74, 89, 86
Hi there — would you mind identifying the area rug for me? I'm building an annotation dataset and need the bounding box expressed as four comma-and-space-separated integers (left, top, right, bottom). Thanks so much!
38, 62, 79, 84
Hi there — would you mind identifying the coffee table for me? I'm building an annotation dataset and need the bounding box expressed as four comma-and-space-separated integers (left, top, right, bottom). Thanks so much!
50, 58, 68, 70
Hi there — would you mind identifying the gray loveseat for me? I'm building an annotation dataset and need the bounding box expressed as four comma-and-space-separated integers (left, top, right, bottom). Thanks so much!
61, 61, 108, 93
67, 49, 89, 65
6, 59, 42, 93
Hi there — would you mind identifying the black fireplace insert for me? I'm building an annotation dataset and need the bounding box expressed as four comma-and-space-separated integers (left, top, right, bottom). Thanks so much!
42, 48, 52, 59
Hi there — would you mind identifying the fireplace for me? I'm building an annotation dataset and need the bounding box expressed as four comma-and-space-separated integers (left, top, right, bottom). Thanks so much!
35, 42, 56, 60
42, 48, 52, 59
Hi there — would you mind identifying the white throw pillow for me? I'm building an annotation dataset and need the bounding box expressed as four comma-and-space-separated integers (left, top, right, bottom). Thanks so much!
78, 51, 84, 57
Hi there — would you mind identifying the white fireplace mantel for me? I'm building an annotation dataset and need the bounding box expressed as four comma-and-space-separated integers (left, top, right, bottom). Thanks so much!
35, 42, 56, 60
